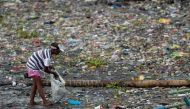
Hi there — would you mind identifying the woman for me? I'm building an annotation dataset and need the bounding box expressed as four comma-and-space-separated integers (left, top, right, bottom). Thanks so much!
26, 42, 61, 106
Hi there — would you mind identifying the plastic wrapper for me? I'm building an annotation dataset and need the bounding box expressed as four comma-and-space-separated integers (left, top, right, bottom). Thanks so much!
50, 74, 67, 103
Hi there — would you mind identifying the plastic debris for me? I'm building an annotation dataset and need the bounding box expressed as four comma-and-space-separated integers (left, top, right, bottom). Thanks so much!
159, 18, 171, 24
67, 99, 81, 105
0, 0, 190, 108
153, 96, 190, 109
94, 105, 104, 109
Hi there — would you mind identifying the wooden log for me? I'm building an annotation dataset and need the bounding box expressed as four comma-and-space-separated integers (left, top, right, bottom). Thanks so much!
1, 80, 190, 88
118, 80, 190, 88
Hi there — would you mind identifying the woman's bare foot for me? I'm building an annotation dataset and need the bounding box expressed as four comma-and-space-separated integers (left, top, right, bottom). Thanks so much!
43, 100, 53, 107
28, 100, 36, 106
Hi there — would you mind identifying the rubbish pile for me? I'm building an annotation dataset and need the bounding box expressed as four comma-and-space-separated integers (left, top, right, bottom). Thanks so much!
0, 0, 190, 108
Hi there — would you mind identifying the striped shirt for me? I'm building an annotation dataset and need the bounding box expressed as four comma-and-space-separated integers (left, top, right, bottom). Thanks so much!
26, 49, 51, 70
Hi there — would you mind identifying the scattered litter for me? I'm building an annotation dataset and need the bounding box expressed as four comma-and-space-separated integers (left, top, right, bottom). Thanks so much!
0, 0, 190, 108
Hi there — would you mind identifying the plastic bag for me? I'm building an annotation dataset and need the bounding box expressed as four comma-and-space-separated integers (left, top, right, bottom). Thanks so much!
50, 74, 67, 103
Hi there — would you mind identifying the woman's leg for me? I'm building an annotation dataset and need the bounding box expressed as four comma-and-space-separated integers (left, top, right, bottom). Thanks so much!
29, 77, 37, 105
33, 76, 52, 106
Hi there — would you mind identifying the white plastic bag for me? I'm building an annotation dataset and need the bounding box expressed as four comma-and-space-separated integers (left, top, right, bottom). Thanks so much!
50, 74, 67, 103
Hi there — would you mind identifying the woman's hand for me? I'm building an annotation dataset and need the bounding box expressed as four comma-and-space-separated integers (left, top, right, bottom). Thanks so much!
52, 72, 59, 79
